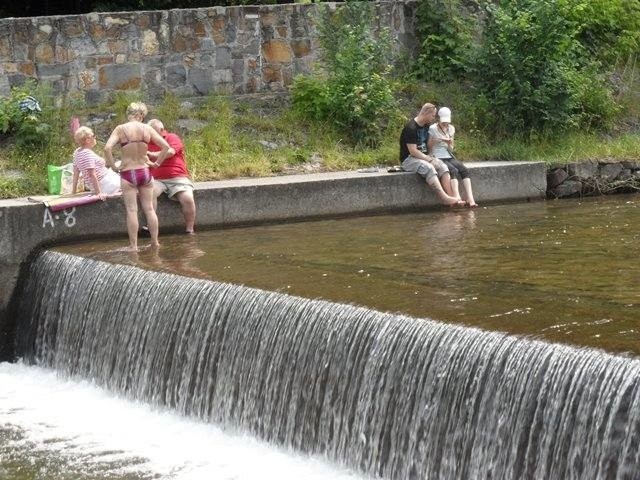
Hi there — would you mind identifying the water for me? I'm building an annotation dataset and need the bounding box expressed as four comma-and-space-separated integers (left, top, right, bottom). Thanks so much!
58, 194, 640, 355
7, 247, 640, 479
0, 362, 369, 480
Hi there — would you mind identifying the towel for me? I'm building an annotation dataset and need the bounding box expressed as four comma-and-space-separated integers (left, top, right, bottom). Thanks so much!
28, 192, 101, 212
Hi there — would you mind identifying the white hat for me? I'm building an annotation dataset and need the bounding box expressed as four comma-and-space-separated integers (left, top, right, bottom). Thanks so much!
438, 107, 452, 123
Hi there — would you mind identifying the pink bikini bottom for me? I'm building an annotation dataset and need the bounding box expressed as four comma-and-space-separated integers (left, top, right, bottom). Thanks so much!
120, 167, 151, 187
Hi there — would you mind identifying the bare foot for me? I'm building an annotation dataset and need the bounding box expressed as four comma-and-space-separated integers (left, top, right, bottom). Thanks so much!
468, 201, 479, 208
124, 245, 138, 252
150, 241, 160, 249
441, 195, 459, 206
185, 230, 195, 235
448, 199, 467, 207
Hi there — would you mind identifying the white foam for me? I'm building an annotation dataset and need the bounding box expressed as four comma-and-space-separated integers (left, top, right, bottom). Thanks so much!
0, 362, 369, 480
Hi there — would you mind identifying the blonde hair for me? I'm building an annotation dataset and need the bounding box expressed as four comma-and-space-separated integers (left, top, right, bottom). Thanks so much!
147, 118, 164, 132
73, 126, 94, 146
126, 102, 148, 120
419, 103, 436, 116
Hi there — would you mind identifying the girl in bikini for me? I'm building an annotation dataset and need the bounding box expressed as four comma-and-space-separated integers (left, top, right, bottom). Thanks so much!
105, 102, 170, 251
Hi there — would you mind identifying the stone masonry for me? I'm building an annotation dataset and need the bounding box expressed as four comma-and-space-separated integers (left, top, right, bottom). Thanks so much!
0, 1, 418, 104
547, 160, 640, 198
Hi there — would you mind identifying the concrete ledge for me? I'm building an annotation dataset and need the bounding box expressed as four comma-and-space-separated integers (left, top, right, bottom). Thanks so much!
0, 160, 546, 359
194, 161, 546, 225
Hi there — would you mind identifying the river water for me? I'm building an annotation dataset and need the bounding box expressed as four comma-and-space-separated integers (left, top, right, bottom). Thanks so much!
3, 194, 639, 479
0, 362, 369, 480
58, 193, 640, 355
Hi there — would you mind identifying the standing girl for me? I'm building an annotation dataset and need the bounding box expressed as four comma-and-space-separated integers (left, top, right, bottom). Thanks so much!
104, 102, 170, 251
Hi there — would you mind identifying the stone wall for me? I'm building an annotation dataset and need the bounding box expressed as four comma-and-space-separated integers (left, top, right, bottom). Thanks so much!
0, 1, 418, 104
547, 160, 640, 198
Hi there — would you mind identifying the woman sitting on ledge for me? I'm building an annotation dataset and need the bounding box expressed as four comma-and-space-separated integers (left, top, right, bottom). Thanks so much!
428, 107, 478, 207
71, 126, 121, 200
104, 102, 170, 252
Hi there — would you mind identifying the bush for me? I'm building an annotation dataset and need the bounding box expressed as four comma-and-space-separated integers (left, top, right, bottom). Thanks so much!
413, 0, 475, 82
291, 1, 397, 147
0, 81, 52, 148
564, 0, 640, 66
409, 0, 637, 139
291, 76, 330, 123
471, 0, 620, 139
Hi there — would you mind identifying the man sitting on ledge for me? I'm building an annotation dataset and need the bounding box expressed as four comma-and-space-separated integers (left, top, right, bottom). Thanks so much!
399, 103, 464, 206
147, 119, 197, 234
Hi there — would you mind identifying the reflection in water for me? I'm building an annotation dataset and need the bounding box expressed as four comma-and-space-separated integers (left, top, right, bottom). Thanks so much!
58, 194, 640, 355
145, 235, 207, 279
421, 209, 478, 242
418, 210, 478, 282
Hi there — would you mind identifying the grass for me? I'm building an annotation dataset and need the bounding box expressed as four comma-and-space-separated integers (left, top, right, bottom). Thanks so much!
460, 131, 640, 165
0, 82, 639, 199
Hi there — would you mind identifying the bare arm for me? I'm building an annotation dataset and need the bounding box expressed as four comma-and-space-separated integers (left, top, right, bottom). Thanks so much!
104, 127, 120, 169
71, 166, 79, 194
84, 168, 105, 199
147, 126, 170, 166
407, 144, 435, 161
427, 135, 437, 152
147, 147, 175, 160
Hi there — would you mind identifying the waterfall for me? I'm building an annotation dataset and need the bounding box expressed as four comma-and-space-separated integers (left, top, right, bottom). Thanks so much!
14, 250, 640, 480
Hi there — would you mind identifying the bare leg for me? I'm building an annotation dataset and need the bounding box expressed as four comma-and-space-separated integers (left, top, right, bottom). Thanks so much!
440, 172, 455, 197
121, 181, 140, 251
462, 177, 478, 207
152, 181, 163, 212
139, 182, 160, 247
426, 177, 463, 206
450, 178, 462, 200
175, 190, 196, 233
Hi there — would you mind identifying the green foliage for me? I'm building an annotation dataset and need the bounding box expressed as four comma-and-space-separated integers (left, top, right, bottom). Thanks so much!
199, 94, 234, 153
291, 1, 397, 147
0, 175, 44, 199
0, 95, 19, 135
316, 2, 391, 75
1, 82, 639, 200
0, 81, 52, 148
564, 65, 620, 131
410, 0, 639, 139
413, 0, 475, 82
153, 92, 183, 131
109, 91, 144, 122
562, 0, 640, 65
463, 128, 640, 165
291, 76, 330, 122
471, 0, 620, 138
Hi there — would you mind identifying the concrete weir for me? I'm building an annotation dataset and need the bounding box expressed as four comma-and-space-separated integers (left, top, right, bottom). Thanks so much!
0, 161, 546, 358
